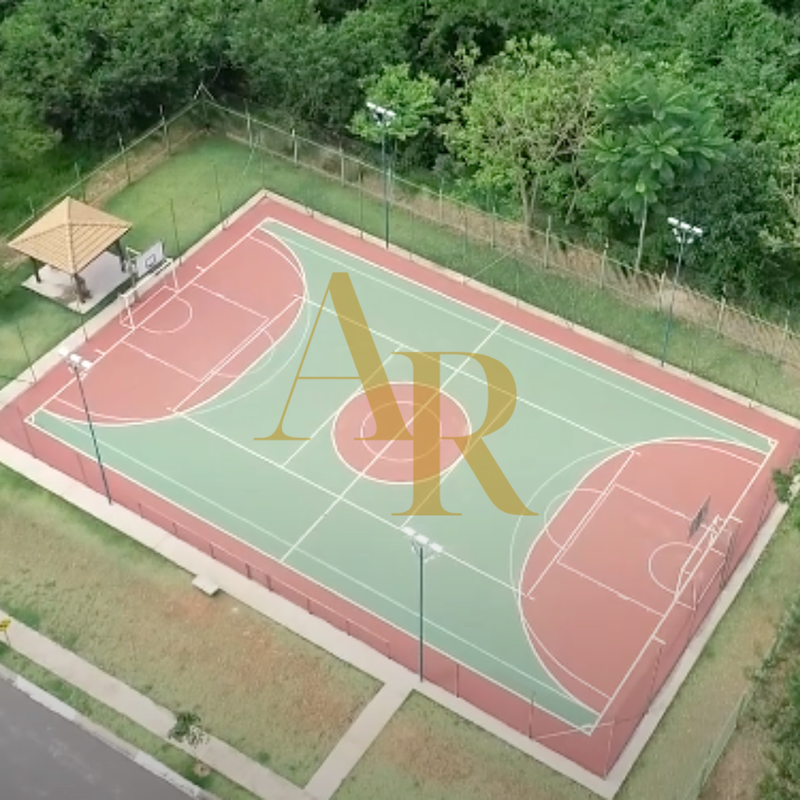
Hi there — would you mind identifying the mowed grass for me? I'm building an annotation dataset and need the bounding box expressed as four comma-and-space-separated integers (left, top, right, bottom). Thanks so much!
0, 465, 380, 786
0, 646, 262, 800
333, 504, 800, 800
0, 278, 80, 387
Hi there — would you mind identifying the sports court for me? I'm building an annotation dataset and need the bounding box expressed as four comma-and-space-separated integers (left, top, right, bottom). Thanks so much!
2, 194, 798, 778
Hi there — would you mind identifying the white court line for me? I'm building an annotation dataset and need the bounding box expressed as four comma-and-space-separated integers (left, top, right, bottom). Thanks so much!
28, 416, 593, 722
282, 353, 400, 468
615, 485, 692, 521
521, 620, 611, 703
181, 412, 525, 598
279, 321, 505, 565
35, 221, 269, 418
526, 451, 637, 599
555, 561, 663, 617
305, 298, 623, 449
121, 341, 203, 382
192, 282, 270, 320
45, 399, 172, 426
171, 304, 293, 414
590, 443, 775, 730
264, 219, 774, 450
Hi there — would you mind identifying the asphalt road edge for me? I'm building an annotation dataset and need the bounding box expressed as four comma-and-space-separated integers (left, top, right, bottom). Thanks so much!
0, 660, 221, 800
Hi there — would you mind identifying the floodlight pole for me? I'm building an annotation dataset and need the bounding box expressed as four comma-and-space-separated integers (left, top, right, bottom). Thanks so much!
366, 101, 396, 248
660, 217, 703, 366
402, 527, 443, 682
59, 348, 112, 504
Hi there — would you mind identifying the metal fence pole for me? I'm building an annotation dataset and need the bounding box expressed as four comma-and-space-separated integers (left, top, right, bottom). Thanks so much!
118, 133, 131, 185
161, 105, 171, 155
74, 163, 85, 201
716, 297, 726, 335
778, 309, 791, 362
16, 322, 36, 382
169, 199, 182, 262
214, 164, 224, 226
544, 216, 552, 269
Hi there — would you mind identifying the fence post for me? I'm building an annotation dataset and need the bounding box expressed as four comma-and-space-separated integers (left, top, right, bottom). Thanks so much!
600, 242, 608, 287
462, 206, 468, 262
169, 199, 182, 262
716, 297, 726, 335
74, 163, 85, 201
292, 129, 298, 164
658, 271, 667, 313
778, 309, 791, 362
359, 170, 364, 235
245, 101, 254, 151
214, 164, 224, 226
544, 216, 552, 269
118, 133, 131, 185
161, 105, 170, 155
16, 322, 36, 382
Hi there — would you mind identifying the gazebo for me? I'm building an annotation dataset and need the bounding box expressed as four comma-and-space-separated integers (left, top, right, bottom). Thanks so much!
9, 197, 131, 310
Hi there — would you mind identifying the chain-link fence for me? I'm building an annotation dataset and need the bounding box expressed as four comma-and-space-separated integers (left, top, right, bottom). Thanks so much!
199, 95, 800, 418
4, 92, 800, 413
2, 89, 800, 794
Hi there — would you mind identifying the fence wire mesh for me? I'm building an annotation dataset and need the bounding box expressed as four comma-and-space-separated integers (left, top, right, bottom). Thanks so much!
2, 91, 800, 797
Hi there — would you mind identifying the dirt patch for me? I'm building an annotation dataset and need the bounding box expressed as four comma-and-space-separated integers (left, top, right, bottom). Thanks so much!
0, 466, 379, 786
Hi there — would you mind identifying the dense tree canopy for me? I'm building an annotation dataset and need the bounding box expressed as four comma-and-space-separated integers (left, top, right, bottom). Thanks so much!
3, 0, 800, 306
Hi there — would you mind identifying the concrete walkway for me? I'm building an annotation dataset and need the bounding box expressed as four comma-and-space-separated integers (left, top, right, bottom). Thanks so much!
305, 680, 413, 800
0, 609, 307, 800
0, 604, 416, 800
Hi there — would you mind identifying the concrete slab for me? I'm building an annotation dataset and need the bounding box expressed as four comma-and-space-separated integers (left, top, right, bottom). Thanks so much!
23, 251, 129, 313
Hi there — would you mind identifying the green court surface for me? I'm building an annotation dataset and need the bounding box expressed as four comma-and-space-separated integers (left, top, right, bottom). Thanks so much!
31, 216, 773, 737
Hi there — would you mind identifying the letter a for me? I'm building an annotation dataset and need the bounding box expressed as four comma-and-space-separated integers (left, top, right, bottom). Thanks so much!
257, 273, 410, 442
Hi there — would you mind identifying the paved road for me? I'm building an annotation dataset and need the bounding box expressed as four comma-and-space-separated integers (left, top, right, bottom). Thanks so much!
0, 678, 192, 800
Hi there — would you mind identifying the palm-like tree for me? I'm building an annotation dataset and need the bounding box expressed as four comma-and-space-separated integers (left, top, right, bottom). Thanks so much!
587, 72, 728, 267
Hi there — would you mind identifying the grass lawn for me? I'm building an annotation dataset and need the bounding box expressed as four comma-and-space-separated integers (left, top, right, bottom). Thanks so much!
0, 645, 262, 800
1, 129, 800, 799
0, 465, 381, 786
332, 504, 800, 800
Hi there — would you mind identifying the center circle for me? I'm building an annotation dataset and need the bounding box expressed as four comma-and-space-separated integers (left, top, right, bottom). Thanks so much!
332, 382, 471, 484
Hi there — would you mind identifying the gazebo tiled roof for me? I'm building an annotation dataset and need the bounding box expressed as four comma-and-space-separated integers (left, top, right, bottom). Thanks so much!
9, 197, 131, 275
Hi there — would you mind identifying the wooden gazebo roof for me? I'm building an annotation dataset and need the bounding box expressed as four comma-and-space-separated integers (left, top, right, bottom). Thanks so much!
9, 197, 131, 276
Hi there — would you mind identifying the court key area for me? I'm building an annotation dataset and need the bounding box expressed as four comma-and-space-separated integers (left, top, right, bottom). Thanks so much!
2, 194, 798, 779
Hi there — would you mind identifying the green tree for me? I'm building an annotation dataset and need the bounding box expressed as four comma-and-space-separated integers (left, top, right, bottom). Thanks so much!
349, 63, 440, 144
585, 69, 729, 267
442, 36, 620, 238
228, 3, 405, 127
669, 141, 796, 303
0, 0, 230, 141
675, 0, 800, 134
0, 94, 59, 167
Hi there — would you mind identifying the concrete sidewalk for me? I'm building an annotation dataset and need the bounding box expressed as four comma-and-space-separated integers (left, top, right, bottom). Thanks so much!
0, 609, 308, 800
0, 607, 417, 800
